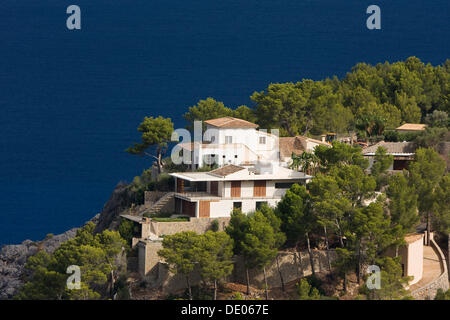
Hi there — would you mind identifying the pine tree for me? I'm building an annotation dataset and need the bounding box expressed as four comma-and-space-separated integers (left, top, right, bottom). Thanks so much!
408, 148, 446, 245
157, 231, 201, 300
387, 173, 419, 233
241, 211, 285, 300
276, 184, 317, 276
225, 210, 252, 294
297, 278, 321, 300
197, 231, 234, 300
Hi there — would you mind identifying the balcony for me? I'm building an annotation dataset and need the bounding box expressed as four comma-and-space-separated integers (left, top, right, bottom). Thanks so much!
175, 191, 221, 201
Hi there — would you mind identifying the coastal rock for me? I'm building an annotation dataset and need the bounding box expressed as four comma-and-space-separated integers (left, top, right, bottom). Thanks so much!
0, 228, 78, 299
0, 182, 123, 300
94, 182, 135, 234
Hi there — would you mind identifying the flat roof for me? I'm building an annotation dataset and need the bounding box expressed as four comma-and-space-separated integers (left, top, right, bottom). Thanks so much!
396, 123, 427, 131
208, 164, 246, 177
170, 165, 312, 182
405, 233, 424, 244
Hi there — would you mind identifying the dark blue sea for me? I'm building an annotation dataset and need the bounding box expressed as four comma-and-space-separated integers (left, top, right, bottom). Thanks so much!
0, 0, 448, 245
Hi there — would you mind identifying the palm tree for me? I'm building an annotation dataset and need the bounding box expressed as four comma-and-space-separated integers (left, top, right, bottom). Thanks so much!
290, 152, 302, 171
290, 152, 319, 175
356, 114, 386, 140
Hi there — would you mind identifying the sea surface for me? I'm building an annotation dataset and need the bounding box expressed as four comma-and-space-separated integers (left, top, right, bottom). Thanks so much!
0, 0, 449, 245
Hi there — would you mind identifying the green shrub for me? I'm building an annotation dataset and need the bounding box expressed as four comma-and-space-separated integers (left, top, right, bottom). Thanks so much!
129, 169, 154, 204
118, 218, 138, 246
44, 233, 54, 240
143, 211, 175, 219
114, 273, 130, 300
152, 217, 190, 222
435, 288, 450, 300
162, 157, 190, 173
211, 219, 220, 232
297, 278, 321, 300
231, 292, 244, 300
15, 223, 127, 300
155, 173, 174, 191
384, 130, 421, 142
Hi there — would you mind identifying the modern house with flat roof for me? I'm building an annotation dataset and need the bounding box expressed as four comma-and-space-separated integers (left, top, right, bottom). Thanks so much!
169, 162, 311, 218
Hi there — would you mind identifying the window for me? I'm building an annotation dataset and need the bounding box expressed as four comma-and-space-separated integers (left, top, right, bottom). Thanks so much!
259, 136, 266, 144
225, 136, 233, 144
210, 181, 219, 196
184, 181, 207, 192
256, 201, 268, 210
233, 202, 242, 210
275, 182, 297, 189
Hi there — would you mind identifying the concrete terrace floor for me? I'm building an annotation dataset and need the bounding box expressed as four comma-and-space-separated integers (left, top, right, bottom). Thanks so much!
409, 245, 443, 291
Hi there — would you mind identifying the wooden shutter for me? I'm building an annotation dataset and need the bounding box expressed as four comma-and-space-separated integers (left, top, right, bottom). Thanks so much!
253, 180, 266, 197
231, 181, 241, 197
199, 201, 211, 218
182, 200, 196, 217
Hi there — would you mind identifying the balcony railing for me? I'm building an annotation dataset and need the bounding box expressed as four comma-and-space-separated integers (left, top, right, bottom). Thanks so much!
175, 192, 221, 199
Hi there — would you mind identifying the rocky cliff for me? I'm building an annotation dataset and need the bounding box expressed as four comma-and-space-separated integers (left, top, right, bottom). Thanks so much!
0, 180, 139, 300
0, 228, 79, 299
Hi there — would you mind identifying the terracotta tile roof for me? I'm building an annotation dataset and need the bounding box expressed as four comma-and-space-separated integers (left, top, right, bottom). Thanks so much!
208, 164, 245, 177
279, 136, 329, 158
362, 141, 416, 154
396, 123, 427, 131
279, 137, 306, 158
204, 117, 259, 128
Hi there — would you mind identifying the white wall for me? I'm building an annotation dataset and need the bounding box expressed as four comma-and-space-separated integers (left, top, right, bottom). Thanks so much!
407, 238, 424, 285
200, 126, 279, 167
220, 179, 305, 199
209, 199, 280, 218
305, 140, 321, 152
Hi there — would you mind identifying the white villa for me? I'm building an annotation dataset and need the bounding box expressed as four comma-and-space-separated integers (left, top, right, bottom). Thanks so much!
170, 162, 311, 218
166, 116, 329, 218
178, 116, 329, 169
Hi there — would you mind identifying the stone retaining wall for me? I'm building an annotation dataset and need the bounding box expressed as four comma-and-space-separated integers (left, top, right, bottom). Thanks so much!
144, 191, 166, 206
231, 249, 336, 289
138, 218, 336, 294
143, 217, 230, 238
411, 238, 449, 300
141, 245, 336, 294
